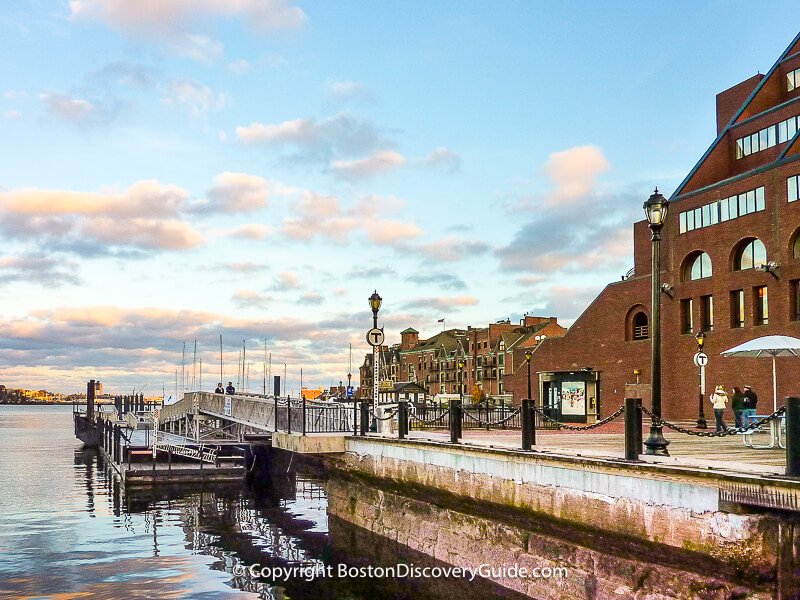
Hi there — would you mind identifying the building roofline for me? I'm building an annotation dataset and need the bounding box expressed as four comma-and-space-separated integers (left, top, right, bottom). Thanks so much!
672, 151, 800, 202
671, 30, 800, 200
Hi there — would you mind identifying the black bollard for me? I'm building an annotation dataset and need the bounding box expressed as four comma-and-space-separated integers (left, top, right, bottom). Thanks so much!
398, 402, 408, 439
449, 399, 462, 444
636, 399, 643, 454
521, 399, 535, 450
360, 401, 368, 436
353, 400, 358, 437
786, 397, 800, 477
624, 398, 642, 461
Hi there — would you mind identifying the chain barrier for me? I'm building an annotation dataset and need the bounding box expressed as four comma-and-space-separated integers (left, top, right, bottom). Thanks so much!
368, 408, 398, 421
532, 405, 625, 431
640, 405, 786, 437
409, 410, 451, 425
461, 407, 522, 427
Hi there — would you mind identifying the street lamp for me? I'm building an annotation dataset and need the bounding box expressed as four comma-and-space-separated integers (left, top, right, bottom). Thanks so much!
643, 188, 670, 456
369, 291, 382, 329
695, 331, 708, 429
524, 349, 533, 402
457, 359, 465, 403
367, 290, 382, 430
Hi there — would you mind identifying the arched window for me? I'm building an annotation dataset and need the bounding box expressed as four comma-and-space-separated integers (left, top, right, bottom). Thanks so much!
684, 252, 712, 281
735, 238, 767, 270
632, 312, 649, 340
792, 230, 800, 259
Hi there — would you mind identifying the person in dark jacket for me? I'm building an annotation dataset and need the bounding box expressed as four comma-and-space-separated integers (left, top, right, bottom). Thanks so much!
225, 382, 235, 395
731, 387, 746, 428
215, 383, 224, 394
743, 385, 758, 425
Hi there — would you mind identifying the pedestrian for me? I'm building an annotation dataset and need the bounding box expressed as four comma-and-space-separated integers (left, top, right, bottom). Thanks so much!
743, 385, 758, 425
710, 385, 729, 432
731, 386, 746, 429
215, 382, 224, 394
225, 381, 235, 395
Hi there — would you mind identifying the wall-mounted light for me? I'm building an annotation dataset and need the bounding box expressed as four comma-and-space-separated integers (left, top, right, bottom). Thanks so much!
660, 283, 675, 299
758, 261, 781, 279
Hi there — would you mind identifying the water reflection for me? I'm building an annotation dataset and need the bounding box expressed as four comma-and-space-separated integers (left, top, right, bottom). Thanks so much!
5, 406, 797, 600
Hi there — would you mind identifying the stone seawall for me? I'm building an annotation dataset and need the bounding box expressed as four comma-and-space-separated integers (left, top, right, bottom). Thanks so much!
327, 474, 777, 599
323, 437, 800, 597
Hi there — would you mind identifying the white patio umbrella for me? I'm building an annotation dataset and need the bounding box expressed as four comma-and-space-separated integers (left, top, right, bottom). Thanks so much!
720, 335, 800, 411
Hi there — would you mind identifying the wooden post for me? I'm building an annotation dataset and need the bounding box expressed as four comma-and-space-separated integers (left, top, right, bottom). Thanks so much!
87, 380, 96, 421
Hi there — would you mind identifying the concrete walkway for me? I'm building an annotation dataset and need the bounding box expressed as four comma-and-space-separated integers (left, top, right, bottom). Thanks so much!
390, 423, 788, 477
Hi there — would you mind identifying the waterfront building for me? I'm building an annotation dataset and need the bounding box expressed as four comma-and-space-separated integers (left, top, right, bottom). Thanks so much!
529, 32, 800, 422
357, 316, 566, 403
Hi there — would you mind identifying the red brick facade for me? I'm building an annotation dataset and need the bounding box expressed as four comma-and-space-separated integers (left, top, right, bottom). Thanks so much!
530, 33, 800, 421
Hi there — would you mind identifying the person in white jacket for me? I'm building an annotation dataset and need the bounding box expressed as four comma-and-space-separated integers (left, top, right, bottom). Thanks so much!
710, 385, 729, 432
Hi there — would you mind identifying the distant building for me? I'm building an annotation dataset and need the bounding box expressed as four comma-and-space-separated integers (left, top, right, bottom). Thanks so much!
358, 315, 566, 403
529, 32, 800, 422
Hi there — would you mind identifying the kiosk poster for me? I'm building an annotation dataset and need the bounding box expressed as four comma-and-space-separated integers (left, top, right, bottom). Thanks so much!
561, 381, 586, 415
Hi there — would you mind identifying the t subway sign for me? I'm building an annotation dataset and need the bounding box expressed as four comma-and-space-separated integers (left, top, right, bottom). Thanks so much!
366, 327, 385, 347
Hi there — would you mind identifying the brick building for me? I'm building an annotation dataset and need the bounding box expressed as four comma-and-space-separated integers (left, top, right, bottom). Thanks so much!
529, 32, 800, 422
357, 316, 566, 403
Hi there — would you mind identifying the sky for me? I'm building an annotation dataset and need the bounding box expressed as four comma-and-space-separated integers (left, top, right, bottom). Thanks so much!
1, 1, 798, 395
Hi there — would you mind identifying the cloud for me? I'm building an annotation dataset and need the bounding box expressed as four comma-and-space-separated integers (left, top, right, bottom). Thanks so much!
417, 236, 490, 263
365, 219, 422, 244
326, 80, 374, 103
281, 190, 422, 247
205, 172, 268, 212
331, 150, 406, 180
40, 92, 110, 126
403, 295, 479, 310
330, 147, 461, 180
227, 59, 251, 75
232, 290, 271, 309
271, 271, 300, 290
92, 61, 156, 87
5, 110, 21, 119
0, 180, 202, 254
415, 147, 461, 173
236, 112, 387, 161
69, 0, 306, 34
543, 145, 610, 206
496, 145, 635, 275
0, 253, 81, 286
347, 266, 397, 279
298, 292, 323, 305
162, 79, 227, 116
227, 223, 272, 240
409, 273, 466, 291
170, 33, 224, 62
223, 262, 269, 273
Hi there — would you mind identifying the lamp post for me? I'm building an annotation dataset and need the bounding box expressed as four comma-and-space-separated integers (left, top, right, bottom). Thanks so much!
643, 188, 670, 456
524, 349, 533, 402
457, 359, 465, 404
695, 331, 708, 429
368, 291, 382, 415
